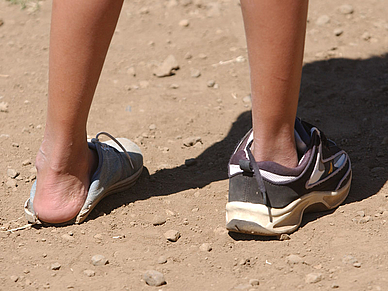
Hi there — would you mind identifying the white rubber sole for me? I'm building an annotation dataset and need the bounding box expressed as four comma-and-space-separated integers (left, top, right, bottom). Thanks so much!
226, 174, 352, 236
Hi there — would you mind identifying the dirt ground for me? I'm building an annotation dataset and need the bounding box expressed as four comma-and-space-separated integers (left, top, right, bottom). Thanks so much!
1, 0, 388, 290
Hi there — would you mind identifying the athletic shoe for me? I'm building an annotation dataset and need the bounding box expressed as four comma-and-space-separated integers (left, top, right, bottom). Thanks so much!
226, 118, 352, 235
24, 132, 143, 225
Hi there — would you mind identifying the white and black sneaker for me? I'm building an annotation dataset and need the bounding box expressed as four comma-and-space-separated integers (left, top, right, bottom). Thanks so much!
226, 118, 352, 236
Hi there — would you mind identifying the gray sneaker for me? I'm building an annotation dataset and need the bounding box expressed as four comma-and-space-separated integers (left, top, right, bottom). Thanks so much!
24, 132, 143, 225
226, 119, 352, 235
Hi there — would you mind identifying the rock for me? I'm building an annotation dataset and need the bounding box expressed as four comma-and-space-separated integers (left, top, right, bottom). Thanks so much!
305, 273, 322, 284
286, 254, 303, 265
0, 101, 8, 112
334, 28, 344, 36
207, 80, 216, 87
6, 179, 17, 188
199, 243, 212, 252
157, 256, 167, 264
356, 210, 365, 217
164, 230, 180, 242
198, 53, 207, 59
94, 234, 103, 240
10, 275, 19, 282
152, 216, 166, 226
339, 4, 354, 15
316, 15, 330, 26
22, 159, 31, 166
170, 83, 179, 89
139, 7, 149, 14
184, 158, 197, 166
183, 136, 202, 147
362, 32, 371, 41
331, 283, 340, 288
190, 68, 201, 78
279, 234, 291, 241
249, 279, 260, 286
342, 255, 358, 265
184, 52, 193, 59
51, 262, 61, 270
153, 55, 179, 77
149, 124, 157, 130
91, 255, 109, 266
353, 262, 361, 268
127, 67, 136, 77
359, 215, 371, 224
242, 95, 251, 103
235, 56, 245, 63
143, 270, 166, 286
83, 270, 95, 277
7, 168, 19, 179
179, 19, 190, 27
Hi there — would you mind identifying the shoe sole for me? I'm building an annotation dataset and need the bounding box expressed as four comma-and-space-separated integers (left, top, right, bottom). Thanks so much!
226, 172, 351, 236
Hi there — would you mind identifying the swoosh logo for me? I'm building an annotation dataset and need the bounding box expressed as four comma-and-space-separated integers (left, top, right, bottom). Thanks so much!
308, 148, 325, 185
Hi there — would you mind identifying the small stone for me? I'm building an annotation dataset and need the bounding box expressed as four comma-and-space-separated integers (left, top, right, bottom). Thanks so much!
91, 255, 109, 266
305, 273, 322, 284
190, 68, 201, 78
94, 234, 103, 240
139, 7, 149, 14
7, 168, 19, 179
342, 255, 358, 265
61, 234, 74, 241
153, 55, 179, 77
362, 32, 371, 41
184, 158, 197, 166
316, 15, 330, 26
198, 53, 207, 59
339, 4, 354, 15
51, 262, 61, 270
83, 270, 95, 277
6, 179, 17, 188
179, 19, 189, 27
127, 67, 136, 77
353, 262, 362, 268
286, 254, 303, 265
10, 275, 19, 282
356, 210, 365, 217
0, 101, 8, 112
242, 95, 251, 103
183, 136, 202, 147
157, 256, 167, 264
359, 215, 371, 224
152, 216, 166, 226
331, 283, 340, 289
334, 28, 344, 36
279, 234, 291, 241
207, 80, 216, 87
249, 279, 260, 286
184, 52, 192, 59
149, 124, 157, 130
164, 230, 180, 242
22, 159, 32, 166
143, 270, 166, 286
235, 56, 245, 63
199, 243, 212, 252
170, 83, 179, 89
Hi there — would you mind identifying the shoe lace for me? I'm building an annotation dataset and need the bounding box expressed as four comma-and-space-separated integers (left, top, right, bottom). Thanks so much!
246, 143, 273, 223
91, 132, 135, 170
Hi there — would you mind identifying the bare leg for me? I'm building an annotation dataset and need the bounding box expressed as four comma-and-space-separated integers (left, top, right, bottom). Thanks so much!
240, 0, 309, 167
33, 0, 123, 223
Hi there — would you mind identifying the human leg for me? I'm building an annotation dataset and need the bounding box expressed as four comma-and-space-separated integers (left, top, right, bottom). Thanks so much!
241, 0, 309, 168
32, 0, 124, 223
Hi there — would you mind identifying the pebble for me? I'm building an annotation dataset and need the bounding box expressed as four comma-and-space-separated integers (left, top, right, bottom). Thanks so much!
83, 270, 95, 277
207, 80, 216, 87
7, 168, 19, 179
359, 215, 371, 224
184, 52, 193, 59
22, 159, 31, 166
184, 158, 197, 166
279, 234, 291, 241
0, 101, 8, 112
152, 216, 166, 226
6, 179, 17, 188
170, 83, 179, 89
127, 67, 136, 77
10, 275, 19, 282
153, 55, 179, 77
179, 19, 190, 27
356, 210, 365, 217
149, 124, 157, 130
51, 262, 61, 270
199, 243, 212, 252
183, 136, 202, 147
334, 28, 344, 36
91, 255, 109, 266
94, 234, 103, 240
339, 4, 354, 15
143, 270, 166, 286
331, 283, 340, 289
305, 273, 322, 284
353, 262, 362, 268
61, 234, 74, 241
362, 32, 371, 41
249, 279, 260, 286
190, 68, 201, 78
198, 53, 207, 59
286, 254, 303, 265
342, 255, 358, 265
164, 229, 180, 242
316, 15, 330, 26
157, 256, 167, 264
242, 95, 251, 103
139, 7, 149, 14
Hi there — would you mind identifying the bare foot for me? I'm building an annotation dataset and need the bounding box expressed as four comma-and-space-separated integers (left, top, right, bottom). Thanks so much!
32, 140, 98, 223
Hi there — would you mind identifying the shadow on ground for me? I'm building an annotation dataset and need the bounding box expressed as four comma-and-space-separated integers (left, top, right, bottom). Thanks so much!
94, 53, 388, 237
